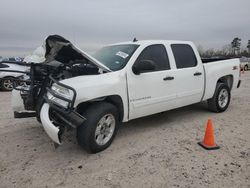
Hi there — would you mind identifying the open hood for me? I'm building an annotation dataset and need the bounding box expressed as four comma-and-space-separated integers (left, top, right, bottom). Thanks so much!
25, 35, 111, 72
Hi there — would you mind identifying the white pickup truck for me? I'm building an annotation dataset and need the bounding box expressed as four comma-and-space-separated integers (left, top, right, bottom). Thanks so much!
10, 35, 241, 153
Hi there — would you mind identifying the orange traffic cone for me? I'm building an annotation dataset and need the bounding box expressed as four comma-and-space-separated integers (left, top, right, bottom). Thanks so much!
198, 119, 220, 150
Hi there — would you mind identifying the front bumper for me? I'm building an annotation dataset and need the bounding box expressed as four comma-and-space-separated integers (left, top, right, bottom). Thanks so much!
40, 103, 61, 144
40, 102, 86, 145
40, 75, 86, 145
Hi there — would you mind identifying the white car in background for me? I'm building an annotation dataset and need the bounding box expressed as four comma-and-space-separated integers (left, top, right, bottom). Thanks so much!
0, 47, 44, 91
240, 57, 250, 71
1, 57, 24, 62
0, 62, 28, 91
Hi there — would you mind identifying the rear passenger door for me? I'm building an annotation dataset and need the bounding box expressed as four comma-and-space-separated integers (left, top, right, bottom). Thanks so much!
170, 44, 204, 107
127, 44, 177, 120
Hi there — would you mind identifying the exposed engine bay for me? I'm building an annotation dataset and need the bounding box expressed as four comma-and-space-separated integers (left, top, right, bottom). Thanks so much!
0, 35, 110, 117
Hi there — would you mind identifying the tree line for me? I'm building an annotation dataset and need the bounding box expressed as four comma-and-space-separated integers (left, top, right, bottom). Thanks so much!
198, 38, 250, 58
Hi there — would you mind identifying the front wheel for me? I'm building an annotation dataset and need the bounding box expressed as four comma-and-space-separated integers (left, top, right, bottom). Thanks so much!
207, 83, 231, 112
77, 102, 119, 153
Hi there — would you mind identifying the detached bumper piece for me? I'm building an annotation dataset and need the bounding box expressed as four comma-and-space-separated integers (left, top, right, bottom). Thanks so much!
14, 111, 36, 118
237, 80, 241, 88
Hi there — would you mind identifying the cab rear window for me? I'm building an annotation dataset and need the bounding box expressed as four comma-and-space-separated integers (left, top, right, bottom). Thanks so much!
171, 44, 197, 69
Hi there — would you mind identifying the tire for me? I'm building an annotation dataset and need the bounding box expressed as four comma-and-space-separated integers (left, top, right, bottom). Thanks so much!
1, 77, 14, 91
207, 83, 231, 112
244, 65, 248, 71
77, 102, 119, 153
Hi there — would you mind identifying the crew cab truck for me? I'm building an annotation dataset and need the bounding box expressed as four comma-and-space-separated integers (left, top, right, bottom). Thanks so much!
10, 35, 241, 153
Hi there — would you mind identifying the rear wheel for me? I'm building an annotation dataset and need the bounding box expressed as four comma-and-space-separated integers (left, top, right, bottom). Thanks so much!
77, 102, 119, 153
1, 77, 14, 91
207, 83, 231, 112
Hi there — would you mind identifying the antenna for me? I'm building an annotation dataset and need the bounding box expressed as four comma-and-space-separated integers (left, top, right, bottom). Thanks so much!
133, 37, 138, 42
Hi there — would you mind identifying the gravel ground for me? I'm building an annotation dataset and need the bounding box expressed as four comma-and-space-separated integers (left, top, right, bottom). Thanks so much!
0, 72, 250, 188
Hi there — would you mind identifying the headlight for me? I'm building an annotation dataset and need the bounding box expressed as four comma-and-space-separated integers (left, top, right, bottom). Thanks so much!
51, 84, 74, 100
47, 83, 74, 108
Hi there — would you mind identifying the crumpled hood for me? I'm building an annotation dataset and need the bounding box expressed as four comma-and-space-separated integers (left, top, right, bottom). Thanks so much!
23, 46, 46, 63
24, 35, 111, 72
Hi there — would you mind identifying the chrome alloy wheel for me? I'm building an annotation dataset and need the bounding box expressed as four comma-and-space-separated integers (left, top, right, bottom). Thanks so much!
3, 79, 13, 90
218, 88, 229, 108
95, 114, 116, 146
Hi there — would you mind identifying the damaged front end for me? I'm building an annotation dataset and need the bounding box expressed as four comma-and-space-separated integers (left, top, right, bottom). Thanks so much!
41, 76, 86, 144
1, 35, 111, 144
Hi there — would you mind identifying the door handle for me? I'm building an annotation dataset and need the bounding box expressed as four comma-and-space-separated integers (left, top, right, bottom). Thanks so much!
163, 76, 174, 81
194, 72, 202, 76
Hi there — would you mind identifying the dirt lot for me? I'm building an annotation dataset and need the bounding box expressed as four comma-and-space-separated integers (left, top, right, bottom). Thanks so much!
0, 72, 250, 188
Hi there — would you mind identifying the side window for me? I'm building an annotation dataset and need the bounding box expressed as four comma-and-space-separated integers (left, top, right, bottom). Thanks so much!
136, 44, 170, 72
0, 63, 9, 68
9, 57, 15, 61
171, 44, 197, 69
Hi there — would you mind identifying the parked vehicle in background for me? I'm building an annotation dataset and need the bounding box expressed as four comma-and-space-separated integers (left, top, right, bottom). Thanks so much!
1, 57, 24, 63
240, 57, 250, 71
11, 57, 23, 62
0, 62, 28, 91
10, 35, 241, 153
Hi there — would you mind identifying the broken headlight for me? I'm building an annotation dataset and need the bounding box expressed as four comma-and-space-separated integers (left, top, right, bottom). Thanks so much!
47, 83, 74, 108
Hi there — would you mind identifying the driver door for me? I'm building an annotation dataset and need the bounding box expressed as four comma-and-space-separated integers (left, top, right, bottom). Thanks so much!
127, 44, 177, 120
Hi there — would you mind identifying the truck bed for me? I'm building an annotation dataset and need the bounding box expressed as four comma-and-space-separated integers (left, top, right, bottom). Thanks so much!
201, 57, 232, 63
202, 58, 240, 101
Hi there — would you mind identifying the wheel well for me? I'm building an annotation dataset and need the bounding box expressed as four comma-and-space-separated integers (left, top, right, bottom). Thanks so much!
2, 76, 15, 79
1, 76, 16, 84
217, 75, 233, 90
76, 95, 124, 122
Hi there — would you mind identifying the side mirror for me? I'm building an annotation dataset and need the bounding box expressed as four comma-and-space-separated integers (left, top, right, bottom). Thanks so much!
132, 60, 156, 75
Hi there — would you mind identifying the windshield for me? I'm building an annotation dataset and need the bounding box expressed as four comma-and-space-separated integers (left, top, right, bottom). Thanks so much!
92, 44, 139, 71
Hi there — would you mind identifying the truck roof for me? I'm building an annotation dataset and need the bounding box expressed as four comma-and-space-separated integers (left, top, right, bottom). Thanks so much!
111, 40, 193, 46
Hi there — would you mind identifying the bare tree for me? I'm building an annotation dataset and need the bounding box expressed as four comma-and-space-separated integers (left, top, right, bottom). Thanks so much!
221, 44, 232, 56
197, 44, 204, 55
203, 48, 216, 58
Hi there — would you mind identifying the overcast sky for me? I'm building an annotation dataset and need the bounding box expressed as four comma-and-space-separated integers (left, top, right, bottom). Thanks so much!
0, 0, 249, 56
